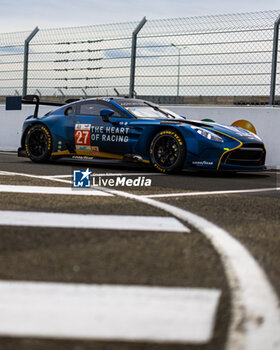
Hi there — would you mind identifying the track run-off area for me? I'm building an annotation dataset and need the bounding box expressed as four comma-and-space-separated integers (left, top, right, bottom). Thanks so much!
0, 151, 279, 350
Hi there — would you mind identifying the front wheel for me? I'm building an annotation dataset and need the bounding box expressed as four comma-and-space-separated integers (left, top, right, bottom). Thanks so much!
25, 124, 52, 162
149, 129, 186, 173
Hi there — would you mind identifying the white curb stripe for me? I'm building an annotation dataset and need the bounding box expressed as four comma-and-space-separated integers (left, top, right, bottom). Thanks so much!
100, 187, 280, 350
0, 281, 220, 343
0, 210, 189, 232
0, 185, 112, 196
0, 171, 73, 185
142, 187, 280, 198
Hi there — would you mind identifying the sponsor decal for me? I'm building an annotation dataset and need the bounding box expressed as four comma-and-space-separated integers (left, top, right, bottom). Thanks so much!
192, 161, 214, 166
91, 125, 130, 143
76, 145, 92, 151
159, 130, 183, 146
72, 156, 94, 160
41, 126, 52, 151
75, 124, 91, 130
119, 101, 147, 107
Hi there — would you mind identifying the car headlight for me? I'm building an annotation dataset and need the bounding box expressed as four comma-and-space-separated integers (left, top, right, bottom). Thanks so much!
194, 127, 224, 142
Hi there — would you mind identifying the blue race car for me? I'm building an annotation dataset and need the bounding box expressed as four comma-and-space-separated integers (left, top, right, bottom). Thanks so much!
18, 96, 266, 173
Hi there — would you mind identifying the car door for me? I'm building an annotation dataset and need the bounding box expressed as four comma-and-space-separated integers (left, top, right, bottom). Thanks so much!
74, 101, 132, 158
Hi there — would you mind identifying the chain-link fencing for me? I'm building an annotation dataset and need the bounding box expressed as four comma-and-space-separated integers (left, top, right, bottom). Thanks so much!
136, 10, 280, 100
27, 21, 140, 98
0, 30, 31, 96
0, 10, 279, 103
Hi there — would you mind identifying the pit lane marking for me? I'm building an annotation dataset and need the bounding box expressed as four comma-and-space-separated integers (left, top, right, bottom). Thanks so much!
0, 185, 112, 197
0, 281, 220, 343
142, 187, 280, 198
0, 210, 189, 232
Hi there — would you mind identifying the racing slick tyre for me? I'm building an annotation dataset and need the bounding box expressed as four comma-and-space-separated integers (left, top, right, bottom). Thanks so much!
25, 124, 52, 162
149, 129, 186, 173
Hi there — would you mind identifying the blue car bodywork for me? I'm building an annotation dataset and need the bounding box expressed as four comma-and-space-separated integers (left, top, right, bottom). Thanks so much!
18, 97, 266, 172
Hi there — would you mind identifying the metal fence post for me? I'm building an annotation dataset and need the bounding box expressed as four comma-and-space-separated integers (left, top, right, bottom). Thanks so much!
23, 26, 39, 96
129, 17, 147, 98
269, 15, 280, 105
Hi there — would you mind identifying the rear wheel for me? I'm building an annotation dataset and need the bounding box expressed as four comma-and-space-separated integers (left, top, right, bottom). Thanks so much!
149, 129, 186, 173
25, 124, 52, 162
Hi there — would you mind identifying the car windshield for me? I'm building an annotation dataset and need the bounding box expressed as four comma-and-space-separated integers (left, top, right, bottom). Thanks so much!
125, 106, 184, 120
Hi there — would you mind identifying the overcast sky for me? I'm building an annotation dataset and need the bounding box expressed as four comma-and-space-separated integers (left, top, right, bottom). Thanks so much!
0, 0, 279, 33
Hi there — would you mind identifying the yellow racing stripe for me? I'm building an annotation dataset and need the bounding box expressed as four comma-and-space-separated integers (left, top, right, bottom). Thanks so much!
204, 128, 243, 170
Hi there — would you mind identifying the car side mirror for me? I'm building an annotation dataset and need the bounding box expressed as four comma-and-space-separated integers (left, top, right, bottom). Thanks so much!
100, 108, 114, 123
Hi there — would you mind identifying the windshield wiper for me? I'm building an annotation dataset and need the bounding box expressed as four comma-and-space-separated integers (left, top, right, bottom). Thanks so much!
143, 102, 175, 118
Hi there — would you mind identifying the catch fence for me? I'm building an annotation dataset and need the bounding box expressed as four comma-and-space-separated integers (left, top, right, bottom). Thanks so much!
0, 10, 279, 104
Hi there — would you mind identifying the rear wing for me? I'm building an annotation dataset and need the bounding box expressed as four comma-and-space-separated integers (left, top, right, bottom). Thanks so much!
5, 95, 80, 118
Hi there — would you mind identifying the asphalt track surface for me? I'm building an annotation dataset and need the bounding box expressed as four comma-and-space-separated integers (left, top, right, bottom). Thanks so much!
0, 152, 279, 350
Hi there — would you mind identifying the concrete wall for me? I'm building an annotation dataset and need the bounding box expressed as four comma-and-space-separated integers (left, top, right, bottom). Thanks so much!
0, 105, 51, 151
0, 104, 279, 168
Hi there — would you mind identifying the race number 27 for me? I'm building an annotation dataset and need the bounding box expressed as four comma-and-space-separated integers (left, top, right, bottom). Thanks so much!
74, 124, 91, 146
75, 130, 90, 145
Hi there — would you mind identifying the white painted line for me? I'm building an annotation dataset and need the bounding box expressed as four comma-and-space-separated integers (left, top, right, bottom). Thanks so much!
0, 210, 189, 232
0, 185, 112, 197
0, 281, 220, 343
142, 187, 280, 198
100, 187, 280, 350
0, 171, 72, 185
0, 171, 162, 179
43, 174, 73, 178
90, 173, 163, 176
42, 173, 163, 179
0, 172, 61, 180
